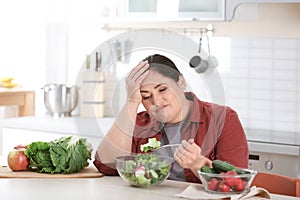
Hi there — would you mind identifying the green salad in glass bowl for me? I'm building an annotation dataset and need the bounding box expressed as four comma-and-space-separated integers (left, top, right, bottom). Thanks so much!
115, 154, 174, 187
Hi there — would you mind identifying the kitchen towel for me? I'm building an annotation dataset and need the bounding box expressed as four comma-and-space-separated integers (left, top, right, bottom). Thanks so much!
175, 184, 270, 200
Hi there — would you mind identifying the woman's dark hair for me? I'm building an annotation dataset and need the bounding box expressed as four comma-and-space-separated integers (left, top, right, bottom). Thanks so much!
143, 54, 182, 82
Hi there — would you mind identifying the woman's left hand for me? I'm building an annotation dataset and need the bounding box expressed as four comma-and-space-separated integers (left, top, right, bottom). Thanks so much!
174, 139, 212, 171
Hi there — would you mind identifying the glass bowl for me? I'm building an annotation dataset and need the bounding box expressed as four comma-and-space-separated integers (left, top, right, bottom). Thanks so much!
115, 154, 174, 187
198, 168, 257, 194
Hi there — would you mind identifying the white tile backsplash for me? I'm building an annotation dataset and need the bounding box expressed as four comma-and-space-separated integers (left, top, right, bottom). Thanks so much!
249, 79, 272, 90
249, 89, 272, 100
274, 39, 298, 49
249, 59, 273, 69
231, 38, 250, 48
272, 121, 296, 132
273, 49, 298, 60
218, 37, 300, 133
272, 111, 296, 122
225, 78, 248, 89
249, 99, 272, 110
230, 58, 250, 69
248, 120, 272, 130
227, 98, 248, 109
272, 101, 297, 112
297, 123, 300, 132
227, 88, 249, 98
273, 60, 297, 70
272, 69, 297, 81
272, 80, 297, 91
249, 69, 272, 79
248, 109, 272, 120
250, 48, 273, 59
272, 90, 297, 101
230, 48, 250, 58
250, 39, 273, 48
226, 68, 249, 78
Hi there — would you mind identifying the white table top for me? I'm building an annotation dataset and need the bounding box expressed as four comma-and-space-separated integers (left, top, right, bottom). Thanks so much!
0, 176, 298, 200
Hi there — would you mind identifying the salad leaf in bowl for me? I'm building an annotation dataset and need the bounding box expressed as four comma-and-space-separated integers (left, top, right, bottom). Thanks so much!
140, 138, 161, 153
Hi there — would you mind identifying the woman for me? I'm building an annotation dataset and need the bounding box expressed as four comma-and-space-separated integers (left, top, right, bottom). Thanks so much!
94, 54, 249, 183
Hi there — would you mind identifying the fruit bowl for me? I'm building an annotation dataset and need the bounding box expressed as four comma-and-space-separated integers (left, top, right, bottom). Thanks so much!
198, 168, 257, 194
115, 154, 174, 187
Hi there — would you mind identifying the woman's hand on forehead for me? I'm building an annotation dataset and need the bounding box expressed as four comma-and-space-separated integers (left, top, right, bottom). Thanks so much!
127, 60, 149, 81
125, 61, 150, 104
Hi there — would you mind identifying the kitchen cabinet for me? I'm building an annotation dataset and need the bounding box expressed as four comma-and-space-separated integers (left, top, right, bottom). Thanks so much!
0, 89, 34, 116
121, 0, 300, 21
124, 0, 225, 21
226, 0, 300, 21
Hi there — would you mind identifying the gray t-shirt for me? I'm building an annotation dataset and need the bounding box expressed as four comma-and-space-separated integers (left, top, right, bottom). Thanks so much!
158, 124, 185, 182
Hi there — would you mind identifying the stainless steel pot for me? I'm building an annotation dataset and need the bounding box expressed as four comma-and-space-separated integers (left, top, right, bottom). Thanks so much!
41, 83, 78, 117
189, 33, 218, 73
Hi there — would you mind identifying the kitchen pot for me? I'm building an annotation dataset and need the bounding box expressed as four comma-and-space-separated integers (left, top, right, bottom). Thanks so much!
110, 39, 133, 63
41, 83, 78, 117
189, 32, 218, 73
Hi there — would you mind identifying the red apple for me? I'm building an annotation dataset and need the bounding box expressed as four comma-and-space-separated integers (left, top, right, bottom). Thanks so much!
7, 148, 29, 171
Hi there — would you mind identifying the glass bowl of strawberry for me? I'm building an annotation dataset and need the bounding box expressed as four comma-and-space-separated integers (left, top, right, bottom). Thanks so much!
198, 160, 257, 194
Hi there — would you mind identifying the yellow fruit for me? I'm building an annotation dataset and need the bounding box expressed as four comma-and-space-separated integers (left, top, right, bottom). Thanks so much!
3, 82, 18, 88
1, 77, 14, 83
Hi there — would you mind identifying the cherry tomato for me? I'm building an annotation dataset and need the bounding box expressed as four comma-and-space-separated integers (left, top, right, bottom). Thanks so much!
224, 170, 238, 187
234, 178, 246, 191
219, 172, 226, 176
219, 182, 230, 192
207, 178, 219, 191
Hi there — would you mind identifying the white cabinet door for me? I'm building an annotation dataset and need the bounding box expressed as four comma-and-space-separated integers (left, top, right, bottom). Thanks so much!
177, 0, 225, 20
124, 0, 225, 20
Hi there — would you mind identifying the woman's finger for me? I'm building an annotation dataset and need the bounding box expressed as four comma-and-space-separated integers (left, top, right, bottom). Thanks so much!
188, 138, 194, 144
127, 61, 149, 81
127, 60, 146, 78
135, 66, 149, 83
175, 145, 193, 161
174, 140, 194, 161
181, 140, 198, 154
174, 148, 185, 163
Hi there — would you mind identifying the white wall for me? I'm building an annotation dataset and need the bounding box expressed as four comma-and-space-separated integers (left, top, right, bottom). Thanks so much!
0, 0, 47, 116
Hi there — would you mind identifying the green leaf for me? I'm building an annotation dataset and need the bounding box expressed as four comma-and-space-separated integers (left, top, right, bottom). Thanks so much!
137, 175, 151, 185
24, 136, 91, 174
140, 138, 161, 152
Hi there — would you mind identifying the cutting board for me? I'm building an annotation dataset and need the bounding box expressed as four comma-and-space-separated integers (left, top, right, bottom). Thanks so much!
0, 165, 103, 178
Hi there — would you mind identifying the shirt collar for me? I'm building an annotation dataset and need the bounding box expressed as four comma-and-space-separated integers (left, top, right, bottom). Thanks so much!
185, 92, 203, 123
